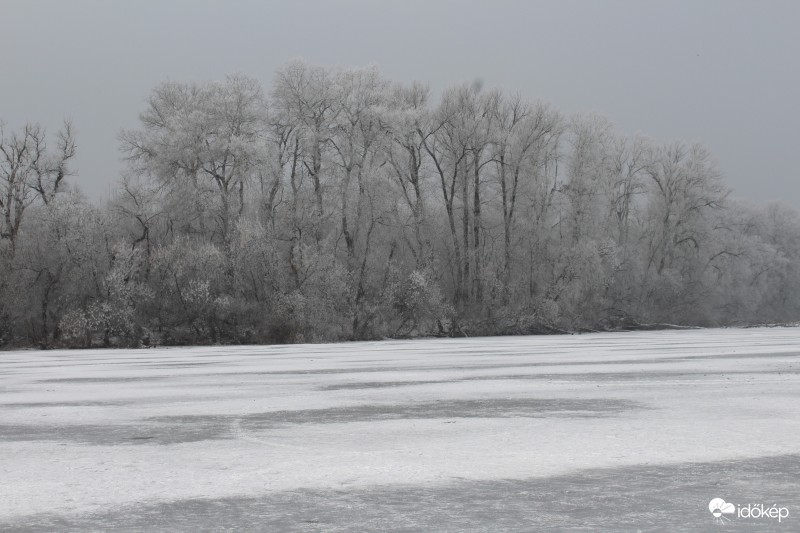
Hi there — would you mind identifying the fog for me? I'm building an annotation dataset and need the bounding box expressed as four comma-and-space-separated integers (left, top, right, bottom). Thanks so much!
3, 0, 799, 206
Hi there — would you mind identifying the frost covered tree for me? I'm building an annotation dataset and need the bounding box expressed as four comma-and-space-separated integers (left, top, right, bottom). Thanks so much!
120, 75, 266, 259
0, 121, 75, 256
638, 142, 729, 321
2, 61, 800, 347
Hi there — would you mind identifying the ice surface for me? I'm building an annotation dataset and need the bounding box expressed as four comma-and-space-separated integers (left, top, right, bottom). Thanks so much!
1, 327, 799, 528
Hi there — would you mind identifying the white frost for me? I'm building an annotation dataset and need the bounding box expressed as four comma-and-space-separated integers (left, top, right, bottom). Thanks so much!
1, 327, 799, 519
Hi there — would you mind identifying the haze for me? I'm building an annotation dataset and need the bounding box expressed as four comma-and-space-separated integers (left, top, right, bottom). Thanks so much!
2, 0, 798, 206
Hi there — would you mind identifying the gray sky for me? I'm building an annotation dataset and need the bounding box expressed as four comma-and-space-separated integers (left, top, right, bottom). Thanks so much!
3, 0, 798, 207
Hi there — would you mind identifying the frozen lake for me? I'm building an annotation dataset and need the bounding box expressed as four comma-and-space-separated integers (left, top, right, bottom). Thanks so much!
1, 328, 799, 531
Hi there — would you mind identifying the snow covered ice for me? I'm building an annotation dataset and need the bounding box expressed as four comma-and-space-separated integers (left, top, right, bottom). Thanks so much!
1, 327, 799, 531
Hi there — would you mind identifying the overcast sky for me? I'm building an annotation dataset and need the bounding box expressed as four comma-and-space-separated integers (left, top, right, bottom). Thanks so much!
3, 0, 798, 207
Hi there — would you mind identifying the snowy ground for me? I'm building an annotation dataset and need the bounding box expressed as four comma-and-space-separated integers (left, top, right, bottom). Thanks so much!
1, 327, 799, 531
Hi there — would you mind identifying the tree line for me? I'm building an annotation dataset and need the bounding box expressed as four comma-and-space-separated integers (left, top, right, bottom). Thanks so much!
2, 60, 799, 348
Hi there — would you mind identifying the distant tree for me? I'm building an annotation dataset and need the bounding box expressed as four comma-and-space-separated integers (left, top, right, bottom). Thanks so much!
639, 142, 729, 321
120, 75, 266, 258
0, 121, 75, 256
4, 61, 800, 348
489, 94, 562, 296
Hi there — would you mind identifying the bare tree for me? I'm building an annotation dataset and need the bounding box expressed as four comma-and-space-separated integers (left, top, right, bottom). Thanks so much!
273, 60, 339, 235
490, 95, 562, 292
0, 121, 76, 256
384, 81, 431, 265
